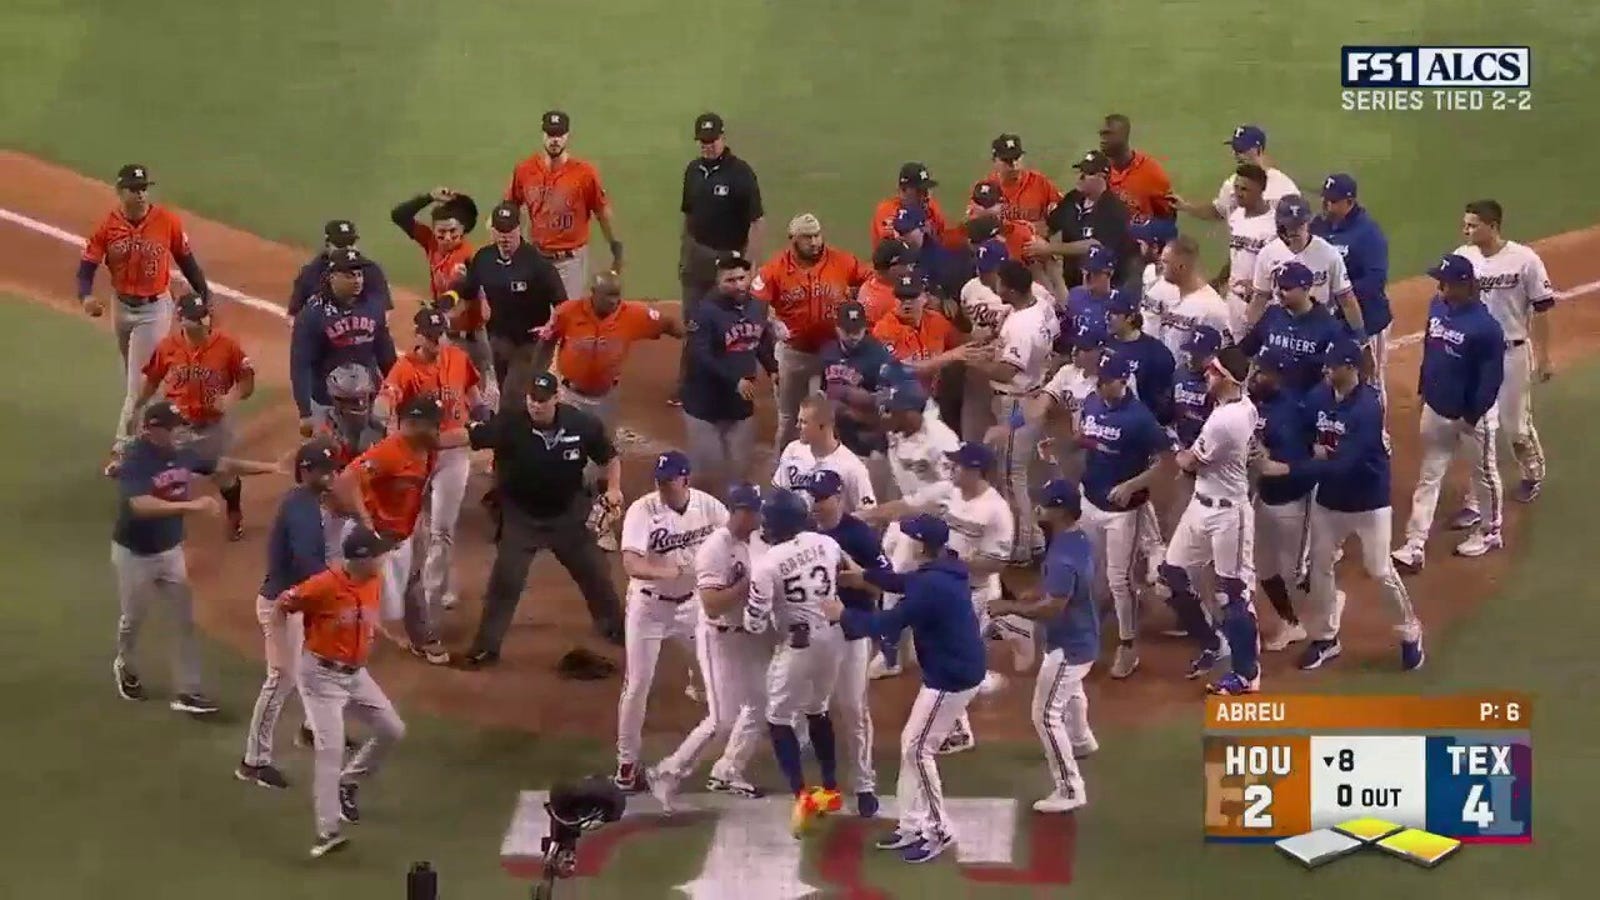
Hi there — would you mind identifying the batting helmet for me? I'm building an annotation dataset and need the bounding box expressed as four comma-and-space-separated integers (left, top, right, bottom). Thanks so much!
1274, 193, 1313, 235
326, 364, 376, 415
759, 488, 811, 544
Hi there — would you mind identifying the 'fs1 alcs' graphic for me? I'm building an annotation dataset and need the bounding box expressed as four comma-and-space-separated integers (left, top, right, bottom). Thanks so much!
1340, 46, 1533, 113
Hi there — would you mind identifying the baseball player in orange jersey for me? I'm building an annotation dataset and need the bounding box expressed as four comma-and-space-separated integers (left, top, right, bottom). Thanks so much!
871, 163, 953, 245
980, 134, 1063, 230
78, 164, 213, 463
506, 110, 623, 300
872, 274, 981, 392
1097, 115, 1176, 221
390, 188, 499, 406
752, 213, 873, 447
129, 293, 255, 540
537, 270, 683, 429
857, 239, 916, 325
377, 308, 483, 614
331, 395, 442, 661
967, 184, 1039, 262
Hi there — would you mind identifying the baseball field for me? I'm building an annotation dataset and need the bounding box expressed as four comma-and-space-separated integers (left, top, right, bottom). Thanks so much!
2, 1, 1598, 896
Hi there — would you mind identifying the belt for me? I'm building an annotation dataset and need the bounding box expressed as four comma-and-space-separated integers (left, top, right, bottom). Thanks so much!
990, 385, 1041, 398
1506, 339, 1528, 348
561, 378, 615, 398
711, 623, 748, 634
1195, 493, 1235, 509
312, 653, 361, 675
117, 294, 162, 306
641, 588, 693, 604
542, 248, 580, 261
447, 329, 478, 340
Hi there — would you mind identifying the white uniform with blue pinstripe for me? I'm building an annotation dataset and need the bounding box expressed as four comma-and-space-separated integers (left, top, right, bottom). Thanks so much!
987, 298, 1059, 562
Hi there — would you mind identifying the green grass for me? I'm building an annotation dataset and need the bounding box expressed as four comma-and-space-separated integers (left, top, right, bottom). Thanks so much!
2, 1, 1599, 298
1, 295, 1596, 898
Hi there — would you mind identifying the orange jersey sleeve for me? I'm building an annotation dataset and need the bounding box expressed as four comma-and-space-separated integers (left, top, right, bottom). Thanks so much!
428, 242, 479, 329
986, 170, 1063, 226
280, 569, 338, 616
352, 435, 433, 539
85, 206, 187, 296
287, 569, 381, 667
552, 299, 666, 395
869, 198, 900, 244
858, 277, 898, 325
754, 248, 871, 354
1109, 152, 1174, 220
1001, 219, 1040, 260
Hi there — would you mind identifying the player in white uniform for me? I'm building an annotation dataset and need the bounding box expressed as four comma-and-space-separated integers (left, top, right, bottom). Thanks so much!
613, 450, 728, 792
745, 487, 858, 836
958, 240, 1057, 441
647, 483, 772, 806
999, 320, 1107, 482
1157, 347, 1262, 695
1223, 165, 1279, 339
771, 393, 876, 512
1155, 235, 1235, 360
1250, 194, 1364, 336
1137, 219, 1181, 323
1451, 199, 1555, 506
967, 259, 1058, 563
1177, 124, 1299, 220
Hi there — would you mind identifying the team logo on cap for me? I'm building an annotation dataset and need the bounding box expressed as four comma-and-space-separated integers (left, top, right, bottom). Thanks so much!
1324, 176, 1337, 191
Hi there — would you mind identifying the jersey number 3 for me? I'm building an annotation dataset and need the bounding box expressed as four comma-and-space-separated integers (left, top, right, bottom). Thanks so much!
782, 565, 833, 603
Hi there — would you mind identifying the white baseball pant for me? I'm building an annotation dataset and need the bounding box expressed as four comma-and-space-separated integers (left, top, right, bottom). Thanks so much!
1497, 341, 1546, 483
1166, 495, 1256, 587
420, 446, 471, 608
1032, 649, 1093, 804
951, 583, 1002, 746
616, 583, 700, 766
113, 294, 173, 445
897, 684, 979, 843
764, 623, 845, 724
654, 620, 770, 784
833, 636, 877, 793
1403, 404, 1502, 548
1303, 505, 1419, 642
1081, 499, 1148, 641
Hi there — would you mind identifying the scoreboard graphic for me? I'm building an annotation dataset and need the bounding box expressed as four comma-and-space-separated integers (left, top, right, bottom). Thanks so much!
1203, 694, 1532, 868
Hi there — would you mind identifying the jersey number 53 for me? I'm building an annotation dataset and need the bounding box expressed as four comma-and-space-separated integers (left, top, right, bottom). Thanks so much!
783, 565, 834, 603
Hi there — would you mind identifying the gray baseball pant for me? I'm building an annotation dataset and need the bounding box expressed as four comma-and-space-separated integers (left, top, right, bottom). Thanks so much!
991, 393, 1045, 561
113, 294, 173, 445
682, 413, 756, 495
774, 343, 823, 448
449, 328, 499, 406
297, 653, 405, 836
550, 246, 590, 302
112, 542, 203, 693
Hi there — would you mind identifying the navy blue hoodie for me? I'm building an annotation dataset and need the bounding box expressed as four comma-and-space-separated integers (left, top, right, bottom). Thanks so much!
851, 553, 985, 693
682, 289, 777, 423
290, 292, 397, 416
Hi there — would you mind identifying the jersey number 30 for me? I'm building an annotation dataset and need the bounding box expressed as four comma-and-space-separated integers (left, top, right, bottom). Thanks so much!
782, 565, 833, 603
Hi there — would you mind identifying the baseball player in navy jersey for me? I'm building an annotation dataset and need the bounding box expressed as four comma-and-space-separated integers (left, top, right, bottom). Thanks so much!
1393, 254, 1507, 570
1250, 194, 1364, 336
1106, 294, 1176, 424
613, 451, 729, 792
1013, 320, 1109, 482
1060, 245, 1126, 340
1247, 347, 1317, 652
804, 469, 893, 817
648, 483, 771, 807
820, 301, 900, 499
1240, 261, 1356, 394
1075, 354, 1167, 679
290, 248, 398, 434
1159, 346, 1261, 695
771, 393, 876, 510
1312, 174, 1394, 405
1260, 338, 1422, 672
681, 253, 779, 492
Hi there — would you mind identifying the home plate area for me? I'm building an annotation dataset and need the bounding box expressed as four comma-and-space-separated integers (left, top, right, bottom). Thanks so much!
500, 790, 1074, 896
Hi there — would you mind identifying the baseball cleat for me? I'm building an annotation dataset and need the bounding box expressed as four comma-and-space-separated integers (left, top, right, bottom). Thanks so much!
1263, 622, 1307, 652
310, 832, 349, 859
612, 762, 646, 793
1298, 639, 1342, 670
901, 832, 954, 864
1185, 649, 1222, 680
1109, 645, 1139, 679
706, 776, 765, 798
102, 446, 125, 478
170, 693, 219, 715
683, 674, 705, 704
236, 761, 290, 790
790, 789, 821, 837
411, 641, 451, 666
936, 726, 976, 756
1032, 791, 1088, 814
1073, 737, 1100, 759
867, 654, 902, 680
338, 783, 361, 824
227, 510, 244, 541
1391, 545, 1425, 575
1206, 671, 1261, 696
1401, 637, 1426, 672
1514, 478, 1542, 503
809, 787, 843, 819
978, 671, 1008, 695
876, 828, 919, 850
1447, 507, 1482, 531
1454, 529, 1503, 558
647, 767, 679, 813
595, 531, 620, 553
113, 659, 145, 701
856, 791, 881, 818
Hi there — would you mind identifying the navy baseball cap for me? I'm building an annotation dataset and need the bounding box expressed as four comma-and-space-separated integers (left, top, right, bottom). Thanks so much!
899, 513, 950, 548
528, 371, 559, 401
1131, 217, 1178, 245
1228, 124, 1267, 153
542, 110, 571, 136
141, 400, 185, 429
945, 441, 996, 471
1084, 244, 1116, 273
803, 469, 844, 499
892, 273, 926, 300
727, 482, 763, 510
872, 238, 912, 269
836, 300, 868, 333
175, 293, 210, 321
398, 393, 444, 424
1073, 150, 1111, 176
966, 214, 1003, 244
1182, 324, 1224, 357
1099, 353, 1134, 382
992, 133, 1025, 162
1275, 194, 1314, 228
1427, 253, 1476, 285
716, 250, 753, 271
1320, 173, 1357, 201
695, 112, 725, 142
654, 450, 692, 480
329, 247, 366, 273
116, 163, 153, 188
898, 162, 937, 189
296, 438, 341, 475
324, 219, 359, 247
972, 180, 1004, 208
1072, 322, 1109, 351
892, 204, 927, 236
1275, 261, 1315, 291
1039, 478, 1082, 514
1107, 292, 1139, 316
975, 239, 1010, 274
1323, 337, 1362, 368
1255, 345, 1295, 373
342, 525, 394, 561
413, 306, 449, 336
885, 382, 928, 412
489, 201, 521, 233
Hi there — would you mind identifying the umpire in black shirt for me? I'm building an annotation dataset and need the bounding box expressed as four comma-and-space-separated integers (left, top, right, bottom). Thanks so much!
462, 371, 623, 666
676, 112, 764, 400
446, 202, 567, 408
1037, 150, 1137, 290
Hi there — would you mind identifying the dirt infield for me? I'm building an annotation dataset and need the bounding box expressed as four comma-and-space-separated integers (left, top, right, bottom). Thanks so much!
5, 149, 1600, 746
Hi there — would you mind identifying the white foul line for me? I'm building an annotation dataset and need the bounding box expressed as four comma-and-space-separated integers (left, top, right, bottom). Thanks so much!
3, 203, 1599, 343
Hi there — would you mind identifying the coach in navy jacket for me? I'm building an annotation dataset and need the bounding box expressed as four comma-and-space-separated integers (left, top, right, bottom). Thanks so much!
681, 251, 777, 489
290, 247, 397, 424
1311, 174, 1392, 340
287, 219, 393, 316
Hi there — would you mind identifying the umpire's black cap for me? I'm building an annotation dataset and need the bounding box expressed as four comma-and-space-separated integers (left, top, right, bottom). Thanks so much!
528, 371, 560, 401
489, 201, 521, 233
695, 112, 725, 142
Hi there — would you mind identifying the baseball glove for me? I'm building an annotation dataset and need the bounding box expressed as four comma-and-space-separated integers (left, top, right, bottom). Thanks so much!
586, 493, 623, 551
556, 647, 617, 681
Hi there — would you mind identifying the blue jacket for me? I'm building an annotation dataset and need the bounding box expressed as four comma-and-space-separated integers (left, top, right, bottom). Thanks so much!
820, 335, 898, 456
819, 514, 892, 641
852, 553, 985, 693
683, 291, 778, 423
290, 293, 397, 416
287, 254, 392, 317
113, 440, 211, 555
1419, 297, 1505, 425
1289, 381, 1389, 513
259, 486, 333, 598
1059, 286, 1128, 352
1079, 392, 1167, 511
1253, 386, 1318, 505
1240, 303, 1354, 395
1040, 528, 1099, 665
1109, 334, 1176, 424
1171, 368, 1213, 449
1312, 206, 1392, 336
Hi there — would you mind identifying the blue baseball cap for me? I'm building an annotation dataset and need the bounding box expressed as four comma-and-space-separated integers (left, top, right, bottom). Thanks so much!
654, 450, 692, 480
1275, 194, 1313, 228
727, 482, 763, 510
1130, 217, 1178, 245
945, 441, 996, 471
893, 204, 926, 236
1083, 244, 1116, 273
1320, 173, 1357, 201
1107, 292, 1139, 316
1072, 321, 1109, 351
899, 513, 949, 548
1228, 124, 1267, 153
885, 381, 928, 412
836, 300, 868, 333
975, 239, 1010, 274
343, 525, 395, 561
1039, 478, 1082, 514
1182, 324, 1224, 357
1323, 337, 1362, 368
1254, 345, 1295, 373
1099, 353, 1134, 382
1427, 253, 1476, 285
803, 469, 844, 499
892, 272, 926, 300
1275, 261, 1315, 291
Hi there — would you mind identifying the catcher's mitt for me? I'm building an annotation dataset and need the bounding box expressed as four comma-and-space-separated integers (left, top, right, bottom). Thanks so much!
556, 647, 617, 681
586, 493, 623, 550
